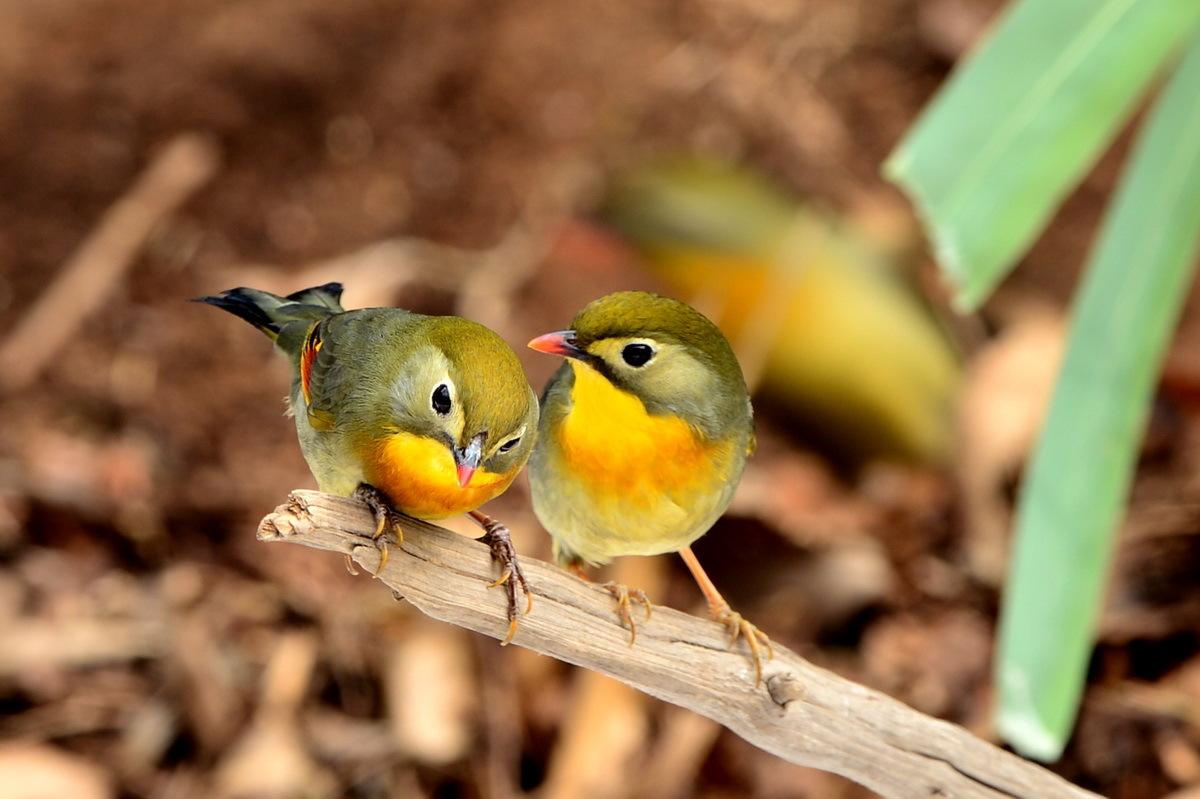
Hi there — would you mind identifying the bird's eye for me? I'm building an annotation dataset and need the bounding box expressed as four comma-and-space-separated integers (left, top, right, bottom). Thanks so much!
499, 436, 521, 453
621, 343, 654, 367
431, 383, 452, 415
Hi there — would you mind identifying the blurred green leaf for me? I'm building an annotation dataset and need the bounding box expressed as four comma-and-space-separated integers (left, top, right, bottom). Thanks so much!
996, 33, 1200, 761
885, 0, 1200, 310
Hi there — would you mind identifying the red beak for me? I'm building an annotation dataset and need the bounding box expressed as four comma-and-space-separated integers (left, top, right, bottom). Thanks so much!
453, 432, 485, 488
528, 330, 581, 357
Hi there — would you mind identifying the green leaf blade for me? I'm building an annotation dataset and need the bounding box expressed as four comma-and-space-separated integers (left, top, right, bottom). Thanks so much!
885, 0, 1200, 310
996, 32, 1200, 761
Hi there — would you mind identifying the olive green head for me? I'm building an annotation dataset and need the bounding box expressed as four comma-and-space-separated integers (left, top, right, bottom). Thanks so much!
387, 316, 538, 479
530, 291, 750, 438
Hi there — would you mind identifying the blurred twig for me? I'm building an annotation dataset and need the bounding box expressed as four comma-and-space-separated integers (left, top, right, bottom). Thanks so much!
225, 237, 479, 309
541, 557, 663, 799
215, 631, 337, 799
471, 634, 521, 799
632, 707, 721, 799
0, 618, 163, 676
0, 133, 219, 393
259, 490, 1097, 799
456, 159, 594, 339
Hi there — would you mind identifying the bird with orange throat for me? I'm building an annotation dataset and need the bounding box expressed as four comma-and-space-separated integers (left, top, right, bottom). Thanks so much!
198, 283, 539, 641
527, 290, 772, 683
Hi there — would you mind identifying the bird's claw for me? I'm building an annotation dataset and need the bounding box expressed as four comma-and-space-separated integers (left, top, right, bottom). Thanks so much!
715, 606, 773, 687
502, 617, 519, 646
353, 484, 404, 578
603, 582, 652, 646
476, 516, 532, 645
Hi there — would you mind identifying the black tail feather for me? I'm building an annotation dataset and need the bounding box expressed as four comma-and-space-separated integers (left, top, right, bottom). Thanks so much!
193, 288, 281, 336
286, 282, 344, 311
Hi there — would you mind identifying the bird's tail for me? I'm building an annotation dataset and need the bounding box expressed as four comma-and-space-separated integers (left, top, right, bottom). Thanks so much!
194, 283, 344, 353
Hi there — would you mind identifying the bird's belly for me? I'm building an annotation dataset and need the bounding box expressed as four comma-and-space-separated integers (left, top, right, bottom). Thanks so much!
535, 470, 729, 563
550, 482, 727, 563
293, 402, 366, 496
535, 412, 740, 564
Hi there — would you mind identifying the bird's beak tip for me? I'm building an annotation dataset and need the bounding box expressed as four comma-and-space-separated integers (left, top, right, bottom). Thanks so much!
527, 330, 578, 357
454, 432, 485, 487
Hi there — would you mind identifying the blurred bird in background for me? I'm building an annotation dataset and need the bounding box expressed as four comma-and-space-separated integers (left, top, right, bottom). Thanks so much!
197, 283, 539, 640
528, 291, 772, 683
599, 159, 961, 465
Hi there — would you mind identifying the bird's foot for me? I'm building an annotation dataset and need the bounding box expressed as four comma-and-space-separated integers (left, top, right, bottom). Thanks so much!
713, 605, 774, 687
470, 511, 532, 646
353, 483, 404, 577
602, 582, 652, 646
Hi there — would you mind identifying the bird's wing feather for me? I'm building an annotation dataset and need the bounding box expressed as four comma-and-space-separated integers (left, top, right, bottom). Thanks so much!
301, 308, 418, 428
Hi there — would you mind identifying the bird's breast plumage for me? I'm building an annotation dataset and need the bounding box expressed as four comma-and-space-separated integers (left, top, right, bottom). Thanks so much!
533, 361, 745, 564
559, 361, 729, 495
365, 431, 517, 519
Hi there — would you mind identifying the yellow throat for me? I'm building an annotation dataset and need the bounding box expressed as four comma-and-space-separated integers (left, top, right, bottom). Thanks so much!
558, 360, 732, 502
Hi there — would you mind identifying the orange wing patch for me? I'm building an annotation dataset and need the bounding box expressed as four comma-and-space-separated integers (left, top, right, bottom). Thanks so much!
299, 323, 323, 407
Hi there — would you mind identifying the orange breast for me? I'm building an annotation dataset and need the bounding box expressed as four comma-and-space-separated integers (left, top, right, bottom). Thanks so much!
365, 432, 515, 519
557, 361, 733, 507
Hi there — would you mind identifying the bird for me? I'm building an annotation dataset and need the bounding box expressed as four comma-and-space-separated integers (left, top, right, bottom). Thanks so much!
527, 290, 772, 683
196, 282, 539, 641
599, 158, 961, 465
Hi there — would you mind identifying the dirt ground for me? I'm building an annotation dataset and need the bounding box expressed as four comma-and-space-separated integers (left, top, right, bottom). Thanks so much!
2, 1, 1200, 798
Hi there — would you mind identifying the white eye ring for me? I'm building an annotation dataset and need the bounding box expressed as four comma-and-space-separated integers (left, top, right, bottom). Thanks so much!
498, 436, 521, 453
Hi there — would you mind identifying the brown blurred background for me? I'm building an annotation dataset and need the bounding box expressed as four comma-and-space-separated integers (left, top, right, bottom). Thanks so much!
3, 1, 1200, 798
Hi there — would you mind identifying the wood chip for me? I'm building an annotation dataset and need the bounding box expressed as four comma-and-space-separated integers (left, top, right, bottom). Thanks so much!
385, 621, 478, 765
0, 743, 113, 799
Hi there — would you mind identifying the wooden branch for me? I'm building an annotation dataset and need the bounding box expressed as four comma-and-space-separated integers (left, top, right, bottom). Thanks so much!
258, 490, 1097, 799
